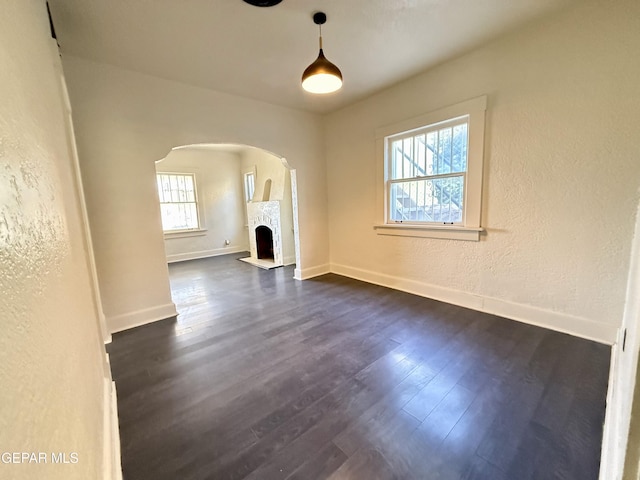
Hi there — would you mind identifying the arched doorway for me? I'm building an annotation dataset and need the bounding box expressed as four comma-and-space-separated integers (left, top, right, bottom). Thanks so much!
154, 143, 301, 272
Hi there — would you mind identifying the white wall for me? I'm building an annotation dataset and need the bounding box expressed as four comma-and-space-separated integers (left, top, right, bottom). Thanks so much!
62, 56, 328, 332
324, 0, 640, 344
241, 148, 296, 265
158, 148, 248, 263
0, 1, 109, 478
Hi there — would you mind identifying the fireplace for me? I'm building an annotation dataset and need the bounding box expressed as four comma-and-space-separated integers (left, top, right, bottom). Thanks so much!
242, 200, 284, 268
255, 226, 274, 260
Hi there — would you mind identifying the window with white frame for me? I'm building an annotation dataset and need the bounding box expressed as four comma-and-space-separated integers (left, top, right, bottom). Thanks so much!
244, 171, 255, 203
388, 117, 468, 224
376, 96, 486, 241
156, 173, 200, 232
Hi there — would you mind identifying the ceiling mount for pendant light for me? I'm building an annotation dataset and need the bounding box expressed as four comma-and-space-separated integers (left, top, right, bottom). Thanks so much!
302, 12, 343, 94
242, 0, 282, 7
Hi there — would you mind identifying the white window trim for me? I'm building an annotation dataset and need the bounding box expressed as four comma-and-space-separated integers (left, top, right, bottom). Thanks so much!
157, 171, 204, 234
242, 165, 257, 227
163, 228, 208, 239
375, 95, 487, 241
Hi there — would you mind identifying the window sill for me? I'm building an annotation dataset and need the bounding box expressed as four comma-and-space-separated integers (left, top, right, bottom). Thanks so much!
374, 224, 483, 241
163, 229, 208, 239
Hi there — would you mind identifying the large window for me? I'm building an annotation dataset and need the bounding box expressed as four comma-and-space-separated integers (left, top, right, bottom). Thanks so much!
156, 173, 199, 232
376, 96, 486, 241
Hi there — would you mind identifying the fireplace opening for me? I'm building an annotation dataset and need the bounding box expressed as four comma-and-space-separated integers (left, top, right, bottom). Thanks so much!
255, 225, 274, 260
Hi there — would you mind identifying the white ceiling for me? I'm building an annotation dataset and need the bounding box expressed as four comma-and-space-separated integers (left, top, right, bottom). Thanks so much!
48, 0, 577, 114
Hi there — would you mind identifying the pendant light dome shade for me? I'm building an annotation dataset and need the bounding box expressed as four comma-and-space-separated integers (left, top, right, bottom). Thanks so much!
302, 50, 343, 94
301, 12, 343, 94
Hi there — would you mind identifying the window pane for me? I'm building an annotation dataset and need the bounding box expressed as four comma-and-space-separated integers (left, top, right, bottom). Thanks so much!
244, 172, 255, 202
420, 123, 468, 177
156, 173, 199, 231
439, 127, 452, 174
177, 175, 186, 202
160, 203, 198, 230
392, 140, 403, 179
184, 175, 195, 202
169, 175, 179, 202
389, 176, 464, 223
453, 123, 468, 172
425, 131, 437, 176
157, 175, 164, 202
415, 134, 426, 176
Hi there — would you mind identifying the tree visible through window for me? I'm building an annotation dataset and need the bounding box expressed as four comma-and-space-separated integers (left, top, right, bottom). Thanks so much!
156, 173, 199, 231
388, 116, 469, 224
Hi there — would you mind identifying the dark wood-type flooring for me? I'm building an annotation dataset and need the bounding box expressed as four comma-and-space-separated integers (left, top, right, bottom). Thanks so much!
108, 253, 611, 480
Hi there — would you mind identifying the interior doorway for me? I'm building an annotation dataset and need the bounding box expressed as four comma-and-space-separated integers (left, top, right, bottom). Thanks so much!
154, 143, 301, 272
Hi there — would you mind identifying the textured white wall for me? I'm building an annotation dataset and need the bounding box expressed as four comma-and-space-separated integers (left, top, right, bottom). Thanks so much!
158, 148, 248, 262
62, 56, 328, 332
325, 0, 640, 343
0, 1, 107, 478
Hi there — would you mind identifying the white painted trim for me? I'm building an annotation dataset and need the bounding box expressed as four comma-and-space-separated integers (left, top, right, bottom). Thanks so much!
102, 356, 122, 480
50, 39, 109, 344
375, 96, 488, 140
164, 228, 208, 239
103, 377, 112, 479
283, 255, 296, 266
374, 224, 483, 241
289, 168, 302, 274
600, 339, 622, 480
110, 381, 123, 480
166, 245, 249, 264
330, 263, 616, 345
294, 264, 331, 281
107, 303, 178, 333
598, 200, 640, 480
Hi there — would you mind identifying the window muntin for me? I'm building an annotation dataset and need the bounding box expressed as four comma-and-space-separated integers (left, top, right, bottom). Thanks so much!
387, 116, 469, 225
156, 173, 199, 232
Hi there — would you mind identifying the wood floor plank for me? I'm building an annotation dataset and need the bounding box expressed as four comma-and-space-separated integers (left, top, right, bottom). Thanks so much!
284, 442, 347, 480
108, 253, 611, 480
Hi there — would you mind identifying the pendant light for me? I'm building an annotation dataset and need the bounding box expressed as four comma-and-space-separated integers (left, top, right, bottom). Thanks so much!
301, 12, 343, 94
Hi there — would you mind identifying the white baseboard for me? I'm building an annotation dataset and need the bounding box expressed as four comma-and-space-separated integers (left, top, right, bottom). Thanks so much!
283, 255, 296, 266
107, 302, 178, 334
166, 245, 249, 263
294, 263, 330, 281
330, 263, 617, 345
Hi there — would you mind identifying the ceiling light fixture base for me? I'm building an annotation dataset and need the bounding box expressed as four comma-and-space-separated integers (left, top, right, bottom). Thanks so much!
243, 0, 282, 7
313, 12, 327, 25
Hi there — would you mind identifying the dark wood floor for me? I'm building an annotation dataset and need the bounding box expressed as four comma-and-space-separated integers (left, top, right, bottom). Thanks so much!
108, 253, 611, 480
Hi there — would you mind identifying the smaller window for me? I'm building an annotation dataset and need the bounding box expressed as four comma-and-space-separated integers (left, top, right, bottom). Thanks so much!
244, 171, 255, 203
156, 173, 199, 232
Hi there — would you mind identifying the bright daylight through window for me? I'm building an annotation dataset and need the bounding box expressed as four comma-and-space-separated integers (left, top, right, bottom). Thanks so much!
376, 96, 486, 241
388, 117, 468, 224
157, 173, 199, 232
